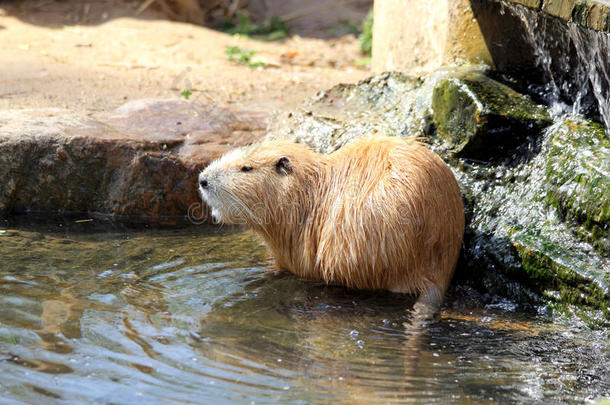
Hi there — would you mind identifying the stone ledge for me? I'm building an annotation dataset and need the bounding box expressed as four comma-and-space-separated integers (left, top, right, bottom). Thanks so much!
506, 0, 610, 32
0, 99, 268, 221
573, 0, 610, 31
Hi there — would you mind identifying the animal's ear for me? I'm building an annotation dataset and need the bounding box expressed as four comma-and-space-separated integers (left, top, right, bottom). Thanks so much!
275, 156, 292, 175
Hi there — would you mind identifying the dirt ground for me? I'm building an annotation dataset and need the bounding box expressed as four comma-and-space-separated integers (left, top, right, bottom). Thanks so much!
0, 0, 371, 115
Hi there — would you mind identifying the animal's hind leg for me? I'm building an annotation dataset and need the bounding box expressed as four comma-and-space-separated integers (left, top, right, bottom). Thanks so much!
401, 284, 444, 372
412, 283, 444, 323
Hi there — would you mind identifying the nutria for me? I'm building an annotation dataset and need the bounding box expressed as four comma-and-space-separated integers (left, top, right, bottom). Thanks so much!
198, 136, 464, 310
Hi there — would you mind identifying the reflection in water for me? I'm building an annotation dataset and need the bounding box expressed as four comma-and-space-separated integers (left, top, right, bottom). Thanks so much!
0, 217, 608, 403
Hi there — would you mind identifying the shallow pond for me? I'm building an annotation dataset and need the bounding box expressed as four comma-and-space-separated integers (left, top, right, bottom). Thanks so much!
0, 217, 608, 404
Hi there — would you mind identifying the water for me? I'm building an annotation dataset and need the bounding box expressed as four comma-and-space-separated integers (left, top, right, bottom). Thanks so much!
0, 217, 608, 404
501, 1, 610, 135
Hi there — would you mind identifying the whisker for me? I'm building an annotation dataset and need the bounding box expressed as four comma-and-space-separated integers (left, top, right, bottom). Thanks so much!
219, 188, 263, 227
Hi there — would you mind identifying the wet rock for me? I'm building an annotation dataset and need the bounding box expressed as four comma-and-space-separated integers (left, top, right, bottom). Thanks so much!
545, 118, 609, 253
541, 0, 576, 20
512, 235, 609, 313
269, 71, 431, 153
431, 71, 552, 162
0, 100, 267, 221
471, 0, 610, 130
572, 0, 610, 32
456, 114, 609, 326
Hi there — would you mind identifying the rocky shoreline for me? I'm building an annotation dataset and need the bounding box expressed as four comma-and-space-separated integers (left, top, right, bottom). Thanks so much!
2, 66, 608, 326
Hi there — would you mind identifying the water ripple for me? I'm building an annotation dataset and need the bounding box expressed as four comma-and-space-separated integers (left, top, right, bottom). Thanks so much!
0, 223, 608, 403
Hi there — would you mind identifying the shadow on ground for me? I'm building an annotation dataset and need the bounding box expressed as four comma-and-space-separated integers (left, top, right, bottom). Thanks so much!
0, 0, 372, 38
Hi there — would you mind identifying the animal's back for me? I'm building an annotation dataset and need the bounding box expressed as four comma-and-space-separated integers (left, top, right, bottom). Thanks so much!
198, 134, 464, 308
313, 137, 464, 298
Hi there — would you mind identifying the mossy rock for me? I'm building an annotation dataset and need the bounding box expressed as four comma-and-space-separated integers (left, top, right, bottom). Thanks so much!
432, 71, 552, 162
512, 238, 610, 328
545, 118, 610, 254
454, 113, 609, 325
511, 232, 609, 305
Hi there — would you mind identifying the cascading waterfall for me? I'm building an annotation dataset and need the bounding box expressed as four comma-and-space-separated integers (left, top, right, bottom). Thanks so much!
569, 23, 610, 133
502, 1, 610, 135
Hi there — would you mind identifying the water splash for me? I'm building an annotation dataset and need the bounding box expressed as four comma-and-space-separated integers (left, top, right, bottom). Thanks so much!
568, 23, 610, 134
502, 1, 610, 135
457, 117, 609, 306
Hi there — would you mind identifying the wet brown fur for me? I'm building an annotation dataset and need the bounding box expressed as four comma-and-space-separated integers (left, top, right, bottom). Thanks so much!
199, 136, 465, 305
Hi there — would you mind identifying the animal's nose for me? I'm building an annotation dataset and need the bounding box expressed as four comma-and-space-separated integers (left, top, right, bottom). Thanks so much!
199, 178, 208, 189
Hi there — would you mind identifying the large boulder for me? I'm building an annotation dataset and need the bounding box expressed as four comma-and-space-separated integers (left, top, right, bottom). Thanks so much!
0, 99, 267, 221
269, 71, 427, 154
432, 71, 552, 162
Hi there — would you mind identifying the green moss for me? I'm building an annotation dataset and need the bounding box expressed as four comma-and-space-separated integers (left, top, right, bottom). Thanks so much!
432, 71, 552, 160
432, 77, 480, 151
461, 74, 549, 123
512, 239, 609, 326
548, 301, 610, 330
545, 118, 610, 253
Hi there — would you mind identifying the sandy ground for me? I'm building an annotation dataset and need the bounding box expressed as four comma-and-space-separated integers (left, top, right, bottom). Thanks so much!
0, 1, 370, 115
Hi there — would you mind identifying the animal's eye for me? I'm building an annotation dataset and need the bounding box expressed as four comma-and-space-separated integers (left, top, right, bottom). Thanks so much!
240, 166, 253, 172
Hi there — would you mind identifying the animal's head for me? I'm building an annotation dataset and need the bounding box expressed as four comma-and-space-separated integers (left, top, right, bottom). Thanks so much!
198, 140, 320, 225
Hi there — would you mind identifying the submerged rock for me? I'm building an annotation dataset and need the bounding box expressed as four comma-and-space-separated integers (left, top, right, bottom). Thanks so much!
0, 100, 267, 221
432, 71, 552, 162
